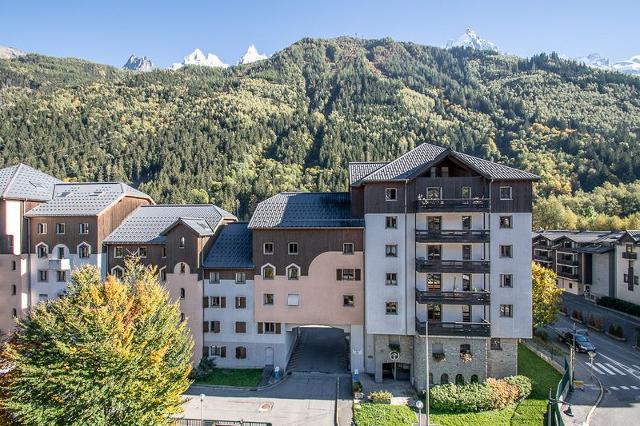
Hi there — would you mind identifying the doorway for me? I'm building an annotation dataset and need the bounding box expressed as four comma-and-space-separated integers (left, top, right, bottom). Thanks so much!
265, 347, 274, 366
382, 362, 411, 381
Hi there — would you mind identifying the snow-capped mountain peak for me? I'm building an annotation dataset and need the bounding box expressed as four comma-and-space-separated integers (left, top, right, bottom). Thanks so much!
239, 45, 268, 65
446, 28, 499, 52
171, 48, 228, 69
0, 45, 26, 60
575, 53, 640, 75
122, 54, 154, 71
575, 53, 610, 69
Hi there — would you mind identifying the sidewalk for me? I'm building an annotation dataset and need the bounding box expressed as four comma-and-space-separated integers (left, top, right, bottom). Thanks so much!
561, 361, 602, 425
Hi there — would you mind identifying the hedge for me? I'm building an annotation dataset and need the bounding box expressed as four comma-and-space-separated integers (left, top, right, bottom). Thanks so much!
429, 375, 532, 413
597, 296, 640, 317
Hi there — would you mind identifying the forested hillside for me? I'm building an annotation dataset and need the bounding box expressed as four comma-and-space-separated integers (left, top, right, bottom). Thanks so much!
1, 37, 639, 223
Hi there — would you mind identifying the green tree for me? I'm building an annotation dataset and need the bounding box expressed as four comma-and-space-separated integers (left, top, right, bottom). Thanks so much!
1, 260, 193, 426
531, 262, 562, 328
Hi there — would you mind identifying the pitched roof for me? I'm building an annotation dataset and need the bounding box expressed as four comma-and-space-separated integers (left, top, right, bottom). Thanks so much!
25, 182, 152, 217
104, 204, 236, 244
348, 162, 387, 185
355, 143, 539, 183
0, 163, 60, 201
203, 222, 254, 269
248, 192, 365, 229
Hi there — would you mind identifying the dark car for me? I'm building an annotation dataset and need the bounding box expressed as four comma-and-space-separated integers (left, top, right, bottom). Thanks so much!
563, 331, 596, 353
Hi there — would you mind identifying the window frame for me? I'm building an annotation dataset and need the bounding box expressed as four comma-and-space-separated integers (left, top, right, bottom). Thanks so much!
500, 304, 514, 317
261, 264, 275, 280
385, 188, 398, 201
138, 246, 147, 258
55, 222, 65, 235
263, 242, 274, 255
78, 243, 91, 259
79, 223, 89, 234
38, 270, 48, 282
114, 246, 124, 258
385, 216, 398, 229
499, 215, 513, 229
500, 274, 513, 288
288, 242, 299, 255
56, 270, 66, 282
385, 244, 398, 257
385, 272, 398, 286
209, 271, 220, 284
263, 293, 275, 306
343, 243, 354, 255
36, 243, 48, 258
235, 296, 247, 309
235, 271, 246, 284
286, 264, 300, 280
343, 294, 355, 307
385, 301, 398, 315
287, 293, 300, 306
499, 186, 513, 200
37, 223, 47, 235
499, 245, 513, 258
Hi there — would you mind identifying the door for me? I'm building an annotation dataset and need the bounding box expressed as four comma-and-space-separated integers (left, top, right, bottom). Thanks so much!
265, 347, 274, 366
462, 305, 471, 322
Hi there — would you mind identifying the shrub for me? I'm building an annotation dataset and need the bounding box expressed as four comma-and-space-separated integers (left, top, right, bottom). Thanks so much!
368, 390, 392, 404
597, 296, 640, 317
534, 328, 549, 341
505, 375, 532, 401
487, 378, 520, 409
615, 325, 625, 338
189, 357, 216, 380
430, 383, 491, 413
352, 381, 363, 393
608, 323, 616, 335
560, 304, 568, 314
571, 309, 583, 321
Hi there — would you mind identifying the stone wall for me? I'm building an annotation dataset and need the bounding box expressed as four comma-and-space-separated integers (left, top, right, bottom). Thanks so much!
487, 338, 518, 378
373, 334, 414, 382
413, 336, 488, 390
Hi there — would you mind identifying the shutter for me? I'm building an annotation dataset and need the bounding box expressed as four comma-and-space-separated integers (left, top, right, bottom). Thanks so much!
257, 322, 263, 334
355, 269, 361, 281
336, 269, 343, 281
213, 321, 220, 333
221, 297, 226, 308
220, 346, 226, 358
203, 296, 209, 308
235, 347, 240, 359
275, 323, 282, 334
203, 321, 209, 333
202, 346, 210, 358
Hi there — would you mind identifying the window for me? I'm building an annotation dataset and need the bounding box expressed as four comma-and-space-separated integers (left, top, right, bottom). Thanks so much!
336, 268, 360, 281
500, 274, 513, 288
235, 272, 246, 284
385, 301, 398, 315
287, 294, 300, 306
263, 242, 274, 255
179, 237, 185, 248
203, 321, 210, 333
37, 244, 47, 258
427, 216, 441, 231
500, 245, 512, 258
211, 345, 226, 357
263, 293, 274, 305
499, 216, 513, 229
427, 245, 441, 260
385, 216, 398, 229
180, 288, 185, 299
460, 344, 471, 355
455, 374, 465, 385
37, 223, 47, 234
490, 338, 502, 350
38, 294, 48, 302
262, 264, 275, 279
441, 374, 449, 384
426, 187, 442, 199
235, 322, 247, 334
160, 268, 167, 282
161, 246, 167, 258
114, 247, 124, 258
432, 343, 444, 357
342, 269, 355, 281
209, 271, 220, 284
462, 245, 471, 261
11, 260, 16, 271
288, 242, 298, 255
235, 346, 247, 359
427, 274, 441, 291
11, 284, 16, 296
261, 322, 280, 334
385, 273, 398, 286
427, 303, 442, 320
235, 296, 247, 309
287, 264, 300, 280
12, 308, 17, 317
211, 296, 226, 308
343, 295, 355, 307
500, 304, 513, 317
79, 243, 90, 258
462, 216, 471, 230
111, 267, 124, 279
385, 188, 397, 201
38, 270, 48, 282
462, 274, 471, 291
56, 247, 64, 259
461, 186, 471, 199
56, 271, 66, 282
79, 223, 89, 234
470, 374, 479, 383
499, 186, 512, 200
211, 321, 221, 333
179, 263, 186, 274
138, 246, 147, 258
385, 244, 398, 257
627, 244, 635, 253
55, 223, 65, 234
343, 243, 354, 255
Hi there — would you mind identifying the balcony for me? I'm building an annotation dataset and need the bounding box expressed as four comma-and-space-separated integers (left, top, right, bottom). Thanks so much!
415, 229, 490, 244
48, 257, 71, 271
416, 258, 490, 274
415, 318, 491, 337
533, 242, 552, 250
623, 252, 638, 260
557, 271, 579, 280
533, 253, 553, 262
556, 258, 579, 267
416, 198, 490, 213
415, 289, 490, 305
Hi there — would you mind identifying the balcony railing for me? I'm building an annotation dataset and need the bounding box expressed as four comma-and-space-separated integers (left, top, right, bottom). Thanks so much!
416, 198, 490, 212
533, 242, 552, 250
556, 258, 579, 266
533, 254, 553, 262
415, 289, 490, 305
557, 271, 579, 280
416, 258, 490, 274
623, 252, 638, 260
48, 257, 71, 271
415, 318, 491, 337
415, 229, 490, 243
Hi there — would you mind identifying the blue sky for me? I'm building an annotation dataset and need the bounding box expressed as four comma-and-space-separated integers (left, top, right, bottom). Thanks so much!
1, 0, 638, 67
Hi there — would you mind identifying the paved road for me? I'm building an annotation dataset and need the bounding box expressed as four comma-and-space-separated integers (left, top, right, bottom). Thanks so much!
183, 373, 352, 426
287, 327, 349, 373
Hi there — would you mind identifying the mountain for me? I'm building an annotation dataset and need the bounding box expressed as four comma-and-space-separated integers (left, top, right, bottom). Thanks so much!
239, 45, 268, 65
0, 45, 25, 59
0, 37, 639, 220
611, 55, 640, 75
171, 48, 227, 69
122, 54, 154, 71
576, 53, 640, 75
445, 28, 499, 51
575, 53, 610, 69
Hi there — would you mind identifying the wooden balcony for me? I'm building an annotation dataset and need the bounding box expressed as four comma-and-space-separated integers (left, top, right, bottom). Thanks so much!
415, 229, 490, 243
416, 259, 490, 274
416, 198, 490, 212
415, 318, 491, 337
415, 289, 490, 305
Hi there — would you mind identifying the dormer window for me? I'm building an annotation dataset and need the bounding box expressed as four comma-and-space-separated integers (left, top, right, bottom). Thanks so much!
180, 263, 186, 274
179, 237, 185, 249
262, 264, 275, 280
78, 243, 91, 259
36, 243, 48, 258
286, 264, 300, 280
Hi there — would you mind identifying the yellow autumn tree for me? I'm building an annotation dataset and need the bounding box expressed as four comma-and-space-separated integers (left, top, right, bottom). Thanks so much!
531, 262, 562, 328
1, 260, 193, 426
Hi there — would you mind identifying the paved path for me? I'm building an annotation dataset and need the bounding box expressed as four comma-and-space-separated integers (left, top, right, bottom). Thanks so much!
287, 327, 349, 373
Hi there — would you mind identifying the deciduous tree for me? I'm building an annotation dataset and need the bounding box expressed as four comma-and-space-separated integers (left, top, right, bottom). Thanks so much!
531, 262, 562, 328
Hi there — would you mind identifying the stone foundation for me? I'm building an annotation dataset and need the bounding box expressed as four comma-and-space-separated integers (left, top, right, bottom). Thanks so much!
486, 338, 518, 378
373, 334, 414, 382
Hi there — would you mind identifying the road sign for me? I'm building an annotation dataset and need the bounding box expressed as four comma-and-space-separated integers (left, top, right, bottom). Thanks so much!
390, 351, 399, 360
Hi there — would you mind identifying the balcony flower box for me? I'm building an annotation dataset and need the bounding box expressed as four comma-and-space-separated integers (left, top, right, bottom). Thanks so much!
460, 352, 473, 363
433, 352, 446, 362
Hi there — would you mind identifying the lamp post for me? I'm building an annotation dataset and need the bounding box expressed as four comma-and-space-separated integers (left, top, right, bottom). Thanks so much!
588, 351, 596, 381
425, 320, 430, 426
200, 393, 205, 422
416, 400, 424, 426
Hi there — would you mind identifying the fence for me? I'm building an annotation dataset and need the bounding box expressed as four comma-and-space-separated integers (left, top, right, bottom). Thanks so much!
548, 358, 570, 426
172, 419, 271, 426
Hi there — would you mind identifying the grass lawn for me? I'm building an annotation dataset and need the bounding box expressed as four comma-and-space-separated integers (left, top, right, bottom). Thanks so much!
192, 368, 263, 387
429, 343, 562, 426
353, 403, 416, 426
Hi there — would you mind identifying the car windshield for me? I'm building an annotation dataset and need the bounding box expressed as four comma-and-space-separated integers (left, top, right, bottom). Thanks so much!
575, 336, 589, 343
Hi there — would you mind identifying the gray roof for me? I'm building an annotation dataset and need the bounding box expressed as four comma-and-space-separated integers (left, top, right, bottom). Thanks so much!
0, 163, 60, 201
25, 182, 152, 217
203, 222, 254, 269
356, 143, 539, 183
348, 162, 386, 185
248, 192, 365, 229
534, 230, 623, 250
104, 204, 236, 244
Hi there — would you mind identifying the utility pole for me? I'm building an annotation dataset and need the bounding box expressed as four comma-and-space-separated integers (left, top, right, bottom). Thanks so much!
425, 321, 430, 426
570, 323, 576, 389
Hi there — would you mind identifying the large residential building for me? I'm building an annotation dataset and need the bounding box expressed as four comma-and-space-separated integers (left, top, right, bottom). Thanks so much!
0, 142, 538, 390
533, 230, 640, 306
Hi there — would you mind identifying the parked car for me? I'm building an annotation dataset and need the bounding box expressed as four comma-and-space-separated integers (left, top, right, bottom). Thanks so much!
560, 330, 596, 353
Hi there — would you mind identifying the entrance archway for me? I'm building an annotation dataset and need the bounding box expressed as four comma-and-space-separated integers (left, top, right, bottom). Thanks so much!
286, 326, 349, 373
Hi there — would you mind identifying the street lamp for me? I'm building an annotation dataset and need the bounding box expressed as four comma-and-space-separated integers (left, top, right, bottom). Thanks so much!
200, 393, 205, 422
588, 351, 597, 381
424, 321, 430, 426
416, 400, 424, 426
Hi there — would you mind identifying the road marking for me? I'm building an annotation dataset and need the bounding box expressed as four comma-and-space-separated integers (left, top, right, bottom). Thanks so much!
591, 363, 604, 374
597, 353, 640, 382
620, 386, 629, 390
605, 363, 627, 375
634, 365, 640, 371
610, 386, 619, 390
597, 363, 616, 375
631, 386, 639, 390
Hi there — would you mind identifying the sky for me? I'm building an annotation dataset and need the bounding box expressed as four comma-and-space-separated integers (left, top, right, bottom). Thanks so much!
1, 0, 638, 67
